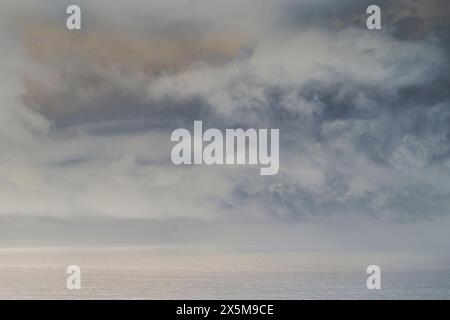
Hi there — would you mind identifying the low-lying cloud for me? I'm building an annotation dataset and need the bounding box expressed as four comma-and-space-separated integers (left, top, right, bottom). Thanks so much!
0, 0, 449, 233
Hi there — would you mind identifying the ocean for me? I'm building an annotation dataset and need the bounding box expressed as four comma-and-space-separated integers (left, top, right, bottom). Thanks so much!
0, 247, 449, 299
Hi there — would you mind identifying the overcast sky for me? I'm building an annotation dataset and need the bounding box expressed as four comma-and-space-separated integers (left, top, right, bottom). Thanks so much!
0, 0, 449, 250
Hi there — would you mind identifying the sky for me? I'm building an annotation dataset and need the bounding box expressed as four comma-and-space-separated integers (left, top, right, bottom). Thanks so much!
0, 0, 449, 251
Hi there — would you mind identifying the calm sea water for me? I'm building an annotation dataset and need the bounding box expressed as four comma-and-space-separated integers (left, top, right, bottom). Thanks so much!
0, 247, 449, 299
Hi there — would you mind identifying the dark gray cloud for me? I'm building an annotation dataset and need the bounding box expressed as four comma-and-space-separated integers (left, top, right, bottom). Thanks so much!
280, 0, 450, 39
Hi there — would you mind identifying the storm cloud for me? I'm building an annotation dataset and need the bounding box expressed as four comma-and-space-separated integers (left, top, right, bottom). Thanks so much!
0, 0, 449, 246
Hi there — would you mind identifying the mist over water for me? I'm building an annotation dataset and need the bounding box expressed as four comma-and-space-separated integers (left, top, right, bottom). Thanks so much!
1, 247, 449, 299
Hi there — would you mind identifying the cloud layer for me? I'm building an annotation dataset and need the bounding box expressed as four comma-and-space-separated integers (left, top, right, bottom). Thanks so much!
0, 0, 449, 231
